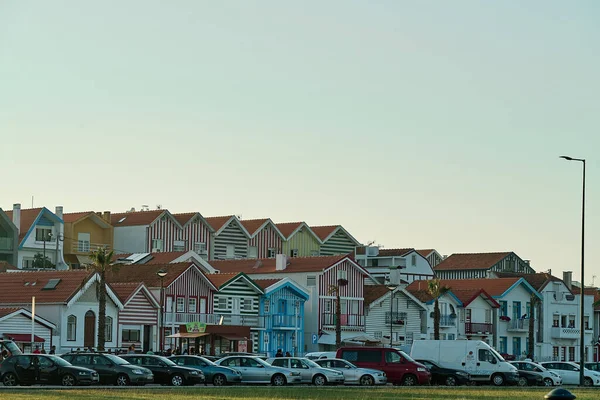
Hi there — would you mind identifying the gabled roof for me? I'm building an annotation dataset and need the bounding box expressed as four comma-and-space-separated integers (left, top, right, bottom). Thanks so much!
205, 215, 251, 237
205, 272, 263, 294
364, 284, 427, 310
310, 225, 361, 246
63, 211, 94, 223
0, 208, 18, 234
0, 261, 18, 272
172, 212, 215, 232
0, 308, 57, 329
63, 212, 112, 228
253, 278, 282, 290
256, 277, 310, 300
417, 249, 436, 258
275, 221, 322, 242
110, 210, 174, 227
240, 218, 285, 239
406, 277, 541, 300
433, 252, 513, 271
451, 289, 500, 308
107, 262, 217, 291
209, 255, 362, 275
109, 282, 160, 308
497, 272, 564, 292
5, 207, 62, 244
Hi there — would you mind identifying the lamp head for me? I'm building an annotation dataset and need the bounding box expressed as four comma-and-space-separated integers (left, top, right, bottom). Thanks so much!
560, 156, 574, 161
386, 283, 399, 292
156, 269, 167, 278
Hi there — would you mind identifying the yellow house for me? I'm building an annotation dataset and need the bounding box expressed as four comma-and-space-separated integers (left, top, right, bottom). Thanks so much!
63, 211, 113, 269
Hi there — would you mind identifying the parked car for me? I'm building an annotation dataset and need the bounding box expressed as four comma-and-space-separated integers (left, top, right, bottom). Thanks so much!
120, 354, 204, 386
314, 358, 387, 386
305, 352, 337, 360
215, 355, 301, 386
414, 359, 471, 386
266, 357, 345, 386
337, 346, 430, 386
170, 355, 242, 386
61, 352, 153, 386
540, 361, 600, 386
1, 354, 99, 386
585, 362, 600, 372
510, 361, 562, 386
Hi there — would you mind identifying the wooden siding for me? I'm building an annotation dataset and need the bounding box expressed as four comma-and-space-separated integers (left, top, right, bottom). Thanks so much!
180, 217, 212, 256
213, 220, 248, 260
365, 292, 422, 346
248, 224, 282, 259
0, 313, 52, 347
146, 214, 181, 252
282, 229, 320, 257
165, 267, 214, 311
119, 290, 158, 325
213, 279, 260, 315
319, 230, 357, 256
259, 286, 305, 357
436, 270, 489, 279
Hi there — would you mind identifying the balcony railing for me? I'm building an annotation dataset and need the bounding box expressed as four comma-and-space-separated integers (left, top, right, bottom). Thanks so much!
507, 319, 529, 332
385, 311, 407, 325
321, 313, 365, 327
551, 327, 580, 339
163, 313, 301, 329
439, 315, 456, 327
0, 237, 14, 251
219, 314, 263, 327
164, 313, 224, 326
465, 322, 493, 334
270, 314, 301, 329
70, 242, 111, 254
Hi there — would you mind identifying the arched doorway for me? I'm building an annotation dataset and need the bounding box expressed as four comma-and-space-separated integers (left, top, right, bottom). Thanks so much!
84, 311, 96, 348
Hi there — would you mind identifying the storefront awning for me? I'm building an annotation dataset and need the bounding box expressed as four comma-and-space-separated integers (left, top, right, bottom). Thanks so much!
4, 334, 45, 343
218, 334, 248, 341
167, 332, 210, 338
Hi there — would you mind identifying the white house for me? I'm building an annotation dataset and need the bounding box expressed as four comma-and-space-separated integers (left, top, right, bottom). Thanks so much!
0, 270, 123, 353
5, 204, 67, 270
434, 252, 536, 280
0, 308, 56, 353
355, 247, 435, 284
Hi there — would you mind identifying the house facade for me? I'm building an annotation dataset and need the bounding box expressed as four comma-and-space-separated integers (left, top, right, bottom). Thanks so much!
205, 216, 250, 260
5, 204, 67, 270
112, 209, 185, 254
277, 222, 321, 257
0, 208, 18, 266
63, 211, 113, 269
172, 212, 214, 259
417, 249, 444, 268
355, 247, 435, 283
310, 225, 361, 256
0, 308, 56, 353
434, 252, 536, 280
240, 218, 285, 259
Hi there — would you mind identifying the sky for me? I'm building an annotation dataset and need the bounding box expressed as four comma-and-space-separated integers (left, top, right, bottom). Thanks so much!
1, 1, 599, 283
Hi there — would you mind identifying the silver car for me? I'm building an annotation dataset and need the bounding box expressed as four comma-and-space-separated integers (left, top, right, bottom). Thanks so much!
266, 357, 345, 386
315, 358, 387, 386
215, 356, 301, 386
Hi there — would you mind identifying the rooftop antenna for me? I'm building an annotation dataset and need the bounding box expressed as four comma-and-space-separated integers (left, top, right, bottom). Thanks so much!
156, 204, 162, 210
141, 204, 149, 211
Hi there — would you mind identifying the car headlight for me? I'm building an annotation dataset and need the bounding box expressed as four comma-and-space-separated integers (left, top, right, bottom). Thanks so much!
189, 371, 199, 375
290, 371, 301, 376
417, 367, 427, 372
78, 371, 89, 376
456, 371, 469, 377
132, 369, 144, 375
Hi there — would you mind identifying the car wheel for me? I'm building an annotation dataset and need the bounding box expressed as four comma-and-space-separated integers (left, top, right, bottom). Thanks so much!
543, 378, 553, 386
212, 374, 227, 386
313, 374, 326, 386
359, 375, 374, 386
491, 373, 505, 386
402, 374, 417, 386
61, 374, 76, 387
271, 373, 286, 386
584, 377, 593, 387
170, 374, 184, 386
517, 376, 528, 387
116, 374, 130, 386
445, 375, 457, 386
2, 373, 18, 386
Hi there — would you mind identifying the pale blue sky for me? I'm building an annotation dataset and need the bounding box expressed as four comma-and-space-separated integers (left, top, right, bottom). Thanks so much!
1, 1, 599, 282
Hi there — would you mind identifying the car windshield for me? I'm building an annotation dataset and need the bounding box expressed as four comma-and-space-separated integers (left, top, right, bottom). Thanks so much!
489, 348, 505, 362
198, 357, 216, 366
47, 355, 70, 367
399, 351, 416, 363
156, 356, 176, 366
302, 359, 321, 368
104, 354, 129, 365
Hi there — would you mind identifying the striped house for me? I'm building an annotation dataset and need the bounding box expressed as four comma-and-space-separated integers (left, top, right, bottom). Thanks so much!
111, 209, 184, 254
434, 252, 536, 280
110, 282, 160, 353
172, 212, 214, 258
310, 225, 361, 256
0, 308, 57, 352
276, 222, 321, 258
240, 218, 285, 259
205, 216, 251, 260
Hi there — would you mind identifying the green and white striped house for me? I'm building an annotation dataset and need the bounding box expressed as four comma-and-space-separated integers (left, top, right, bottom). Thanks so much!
205, 216, 251, 260
310, 225, 362, 256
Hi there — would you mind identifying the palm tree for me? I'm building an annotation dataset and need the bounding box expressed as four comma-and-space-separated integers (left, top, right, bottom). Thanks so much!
427, 279, 449, 340
87, 247, 116, 352
329, 278, 349, 348
528, 293, 540, 360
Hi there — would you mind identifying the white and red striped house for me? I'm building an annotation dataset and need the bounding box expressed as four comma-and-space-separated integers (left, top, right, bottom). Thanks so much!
240, 218, 285, 259
110, 282, 160, 353
111, 209, 184, 254
172, 212, 214, 258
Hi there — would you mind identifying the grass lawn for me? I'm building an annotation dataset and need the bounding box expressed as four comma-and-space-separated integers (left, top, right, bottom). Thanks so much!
0, 386, 593, 400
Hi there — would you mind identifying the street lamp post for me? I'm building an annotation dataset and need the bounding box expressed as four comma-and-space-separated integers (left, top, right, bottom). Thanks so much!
560, 155, 586, 386
157, 269, 168, 353
386, 281, 399, 348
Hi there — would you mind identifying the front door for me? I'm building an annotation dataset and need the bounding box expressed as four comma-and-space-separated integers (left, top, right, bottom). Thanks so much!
143, 325, 151, 352
84, 310, 96, 348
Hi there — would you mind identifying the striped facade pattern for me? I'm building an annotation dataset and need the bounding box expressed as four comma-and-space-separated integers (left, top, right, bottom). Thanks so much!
364, 292, 423, 346
259, 286, 305, 357
0, 313, 52, 347
119, 290, 158, 325
318, 259, 366, 332
281, 229, 320, 258
248, 224, 282, 259
180, 217, 212, 255
319, 230, 357, 256
165, 266, 214, 312
146, 214, 182, 253
213, 220, 248, 260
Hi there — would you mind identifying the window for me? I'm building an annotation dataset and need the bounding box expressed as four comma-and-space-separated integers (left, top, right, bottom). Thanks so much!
447, 333, 455, 340
151, 239, 163, 252
105, 316, 113, 342
552, 346, 559, 360
264, 300, 270, 313
337, 270, 347, 280
173, 240, 186, 251
371, 259, 379, 267
290, 249, 299, 258
67, 315, 77, 341
242, 298, 253, 311
38, 357, 53, 368
199, 298, 207, 313
36, 227, 53, 242
568, 316, 575, 328
176, 297, 185, 312
324, 299, 332, 313
267, 248, 276, 258
499, 337, 507, 354
374, 331, 382, 339
122, 329, 140, 342
585, 316, 590, 330
385, 351, 402, 363
306, 276, 316, 286
194, 242, 207, 254
271, 359, 286, 367
411, 254, 417, 266
569, 347, 575, 362
478, 349, 495, 363
93, 355, 112, 366
226, 244, 235, 259
484, 309, 491, 324
215, 296, 227, 310
553, 315, 559, 327
310, 250, 320, 257
248, 246, 258, 259
188, 298, 197, 313
77, 232, 90, 252
499, 301, 508, 317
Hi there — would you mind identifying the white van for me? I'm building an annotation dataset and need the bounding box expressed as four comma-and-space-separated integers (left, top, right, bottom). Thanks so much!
410, 340, 519, 386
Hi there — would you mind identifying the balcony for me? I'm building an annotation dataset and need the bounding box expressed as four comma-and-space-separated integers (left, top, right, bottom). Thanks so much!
440, 315, 456, 327
507, 319, 529, 332
465, 322, 493, 335
0, 237, 13, 251
70, 242, 111, 254
269, 314, 301, 329
385, 311, 407, 326
164, 313, 224, 326
321, 313, 365, 328
551, 327, 580, 339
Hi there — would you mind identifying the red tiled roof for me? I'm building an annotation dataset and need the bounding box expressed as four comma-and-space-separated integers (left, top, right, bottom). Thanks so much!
110, 210, 165, 226
0, 270, 94, 304
0, 308, 22, 318
205, 216, 234, 232
108, 282, 143, 303
406, 277, 521, 298
205, 273, 242, 289
0, 261, 17, 272
310, 225, 339, 241
364, 285, 391, 306
172, 212, 196, 226
253, 279, 282, 290
497, 272, 562, 291
240, 219, 269, 236
5, 208, 43, 242
106, 262, 196, 287
417, 249, 435, 258
433, 252, 512, 271
275, 222, 304, 238
356, 247, 413, 256
63, 211, 94, 223
209, 255, 349, 274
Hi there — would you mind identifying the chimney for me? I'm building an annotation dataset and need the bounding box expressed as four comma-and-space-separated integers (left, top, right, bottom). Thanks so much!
388, 265, 401, 285
275, 254, 287, 271
103, 211, 111, 222
55, 206, 63, 220
12, 203, 21, 233
563, 271, 572, 290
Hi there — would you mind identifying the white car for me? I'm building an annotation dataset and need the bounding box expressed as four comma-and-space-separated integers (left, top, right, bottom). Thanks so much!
510, 361, 562, 386
540, 361, 600, 386
215, 356, 301, 386
314, 358, 387, 386
266, 357, 345, 386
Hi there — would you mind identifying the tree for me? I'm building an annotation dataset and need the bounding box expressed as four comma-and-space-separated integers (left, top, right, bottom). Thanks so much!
427, 279, 450, 340
32, 253, 55, 269
87, 247, 116, 352
528, 292, 540, 360
329, 278, 348, 348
